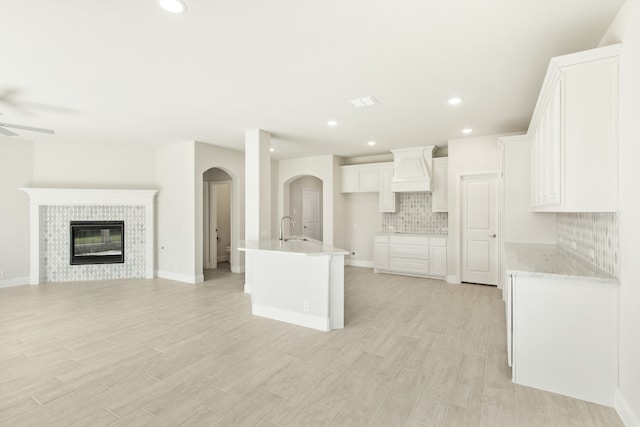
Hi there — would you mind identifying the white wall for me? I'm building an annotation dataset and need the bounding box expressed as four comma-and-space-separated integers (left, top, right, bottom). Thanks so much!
33, 141, 156, 188
601, 1, 640, 424
195, 142, 246, 275
344, 193, 381, 267
447, 134, 503, 282
0, 138, 33, 286
156, 141, 197, 282
500, 136, 556, 244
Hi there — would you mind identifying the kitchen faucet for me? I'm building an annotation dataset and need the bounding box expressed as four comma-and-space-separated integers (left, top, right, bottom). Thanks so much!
279, 216, 295, 240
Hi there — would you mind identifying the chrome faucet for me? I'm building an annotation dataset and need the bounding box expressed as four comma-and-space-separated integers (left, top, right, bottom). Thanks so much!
279, 216, 295, 240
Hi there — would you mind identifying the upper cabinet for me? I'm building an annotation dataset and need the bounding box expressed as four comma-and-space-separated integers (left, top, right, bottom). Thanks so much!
529, 44, 621, 212
431, 157, 448, 212
341, 164, 380, 193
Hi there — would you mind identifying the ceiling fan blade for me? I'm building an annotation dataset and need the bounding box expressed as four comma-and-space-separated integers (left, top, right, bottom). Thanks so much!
0, 126, 19, 136
0, 122, 55, 134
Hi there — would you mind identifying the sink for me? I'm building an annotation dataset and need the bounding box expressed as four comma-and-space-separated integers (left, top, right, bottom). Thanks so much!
284, 237, 308, 242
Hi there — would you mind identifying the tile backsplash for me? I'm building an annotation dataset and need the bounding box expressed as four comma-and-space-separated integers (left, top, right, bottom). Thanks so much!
382, 193, 448, 234
557, 212, 619, 278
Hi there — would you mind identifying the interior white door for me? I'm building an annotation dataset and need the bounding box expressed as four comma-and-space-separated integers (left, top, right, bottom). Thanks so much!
302, 188, 320, 240
461, 174, 498, 285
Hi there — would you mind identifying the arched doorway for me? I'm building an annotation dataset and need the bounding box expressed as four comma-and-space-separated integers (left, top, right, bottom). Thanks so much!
285, 175, 323, 241
203, 167, 232, 273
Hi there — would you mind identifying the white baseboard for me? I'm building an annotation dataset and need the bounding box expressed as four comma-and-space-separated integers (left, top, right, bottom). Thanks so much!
156, 271, 201, 284
252, 303, 330, 332
0, 276, 30, 288
232, 265, 245, 273
345, 259, 374, 268
446, 275, 461, 284
616, 389, 640, 427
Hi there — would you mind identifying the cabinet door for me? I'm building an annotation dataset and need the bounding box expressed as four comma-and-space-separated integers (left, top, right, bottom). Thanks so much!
374, 243, 389, 271
428, 246, 446, 277
359, 168, 379, 192
378, 166, 396, 212
432, 158, 448, 212
341, 168, 359, 193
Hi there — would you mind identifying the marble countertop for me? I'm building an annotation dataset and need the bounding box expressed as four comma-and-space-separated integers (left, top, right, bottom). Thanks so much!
504, 243, 618, 284
376, 232, 448, 238
238, 237, 349, 256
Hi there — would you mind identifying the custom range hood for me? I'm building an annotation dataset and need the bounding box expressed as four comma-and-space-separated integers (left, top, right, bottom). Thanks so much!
390, 145, 436, 192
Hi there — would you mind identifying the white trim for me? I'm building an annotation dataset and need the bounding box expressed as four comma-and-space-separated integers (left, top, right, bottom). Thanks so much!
252, 303, 330, 332
156, 270, 201, 284
232, 265, 245, 274
616, 390, 640, 427
244, 284, 252, 294
446, 275, 461, 284
0, 276, 30, 288
345, 259, 374, 268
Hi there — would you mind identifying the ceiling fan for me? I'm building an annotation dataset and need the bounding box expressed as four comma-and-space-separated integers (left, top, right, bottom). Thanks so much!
0, 112, 55, 136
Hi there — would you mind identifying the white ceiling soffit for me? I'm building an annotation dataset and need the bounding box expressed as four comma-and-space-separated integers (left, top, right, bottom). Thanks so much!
0, 0, 624, 159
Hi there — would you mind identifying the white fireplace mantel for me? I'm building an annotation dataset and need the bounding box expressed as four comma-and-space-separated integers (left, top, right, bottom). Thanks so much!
21, 188, 157, 285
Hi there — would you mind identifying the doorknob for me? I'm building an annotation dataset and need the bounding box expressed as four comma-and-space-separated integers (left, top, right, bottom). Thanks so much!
489, 233, 496, 238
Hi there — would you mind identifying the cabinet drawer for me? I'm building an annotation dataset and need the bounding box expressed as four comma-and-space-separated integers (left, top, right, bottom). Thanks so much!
389, 244, 429, 260
374, 235, 389, 244
430, 237, 447, 247
389, 258, 429, 275
389, 235, 429, 246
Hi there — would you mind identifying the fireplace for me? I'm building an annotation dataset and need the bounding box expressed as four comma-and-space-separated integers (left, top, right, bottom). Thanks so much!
70, 221, 124, 265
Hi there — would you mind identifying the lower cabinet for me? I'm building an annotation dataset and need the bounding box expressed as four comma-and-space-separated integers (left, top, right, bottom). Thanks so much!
506, 272, 618, 406
374, 234, 446, 279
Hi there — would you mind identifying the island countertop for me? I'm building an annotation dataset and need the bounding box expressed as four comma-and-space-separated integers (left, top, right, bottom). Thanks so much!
239, 237, 349, 256
504, 242, 618, 284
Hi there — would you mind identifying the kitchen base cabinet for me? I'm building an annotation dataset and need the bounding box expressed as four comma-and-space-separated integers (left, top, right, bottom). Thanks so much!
507, 273, 618, 406
374, 234, 446, 279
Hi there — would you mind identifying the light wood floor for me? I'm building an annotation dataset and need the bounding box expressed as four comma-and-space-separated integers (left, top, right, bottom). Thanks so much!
0, 266, 623, 427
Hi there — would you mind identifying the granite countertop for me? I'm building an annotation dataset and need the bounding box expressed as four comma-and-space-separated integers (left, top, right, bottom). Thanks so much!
504, 242, 618, 284
238, 237, 349, 256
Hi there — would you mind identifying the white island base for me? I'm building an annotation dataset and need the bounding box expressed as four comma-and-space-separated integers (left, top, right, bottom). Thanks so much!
239, 239, 348, 332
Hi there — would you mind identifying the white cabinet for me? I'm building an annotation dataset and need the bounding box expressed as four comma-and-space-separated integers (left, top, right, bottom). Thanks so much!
507, 272, 618, 406
374, 234, 446, 279
377, 164, 396, 212
431, 157, 448, 212
374, 235, 389, 271
340, 164, 379, 193
428, 238, 447, 276
529, 44, 620, 212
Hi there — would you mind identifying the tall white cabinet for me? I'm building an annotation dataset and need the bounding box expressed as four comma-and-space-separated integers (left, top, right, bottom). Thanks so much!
529, 44, 620, 212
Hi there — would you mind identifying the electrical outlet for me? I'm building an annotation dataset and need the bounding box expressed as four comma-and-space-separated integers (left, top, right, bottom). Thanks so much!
350, 251, 356, 257
303, 300, 310, 312
0, 270, 4, 279
572, 240, 577, 250
589, 248, 595, 259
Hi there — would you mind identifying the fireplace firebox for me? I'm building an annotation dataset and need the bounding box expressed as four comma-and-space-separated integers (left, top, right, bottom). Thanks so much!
70, 221, 124, 265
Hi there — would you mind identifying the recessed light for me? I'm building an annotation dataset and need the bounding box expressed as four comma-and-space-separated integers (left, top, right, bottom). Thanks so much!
327, 120, 338, 127
448, 97, 462, 105
351, 96, 379, 108
269, 147, 275, 152
462, 128, 473, 134
158, 0, 187, 14
368, 141, 376, 146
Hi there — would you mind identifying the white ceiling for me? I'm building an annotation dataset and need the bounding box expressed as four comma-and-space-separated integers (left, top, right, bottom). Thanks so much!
0, 0, 624, 159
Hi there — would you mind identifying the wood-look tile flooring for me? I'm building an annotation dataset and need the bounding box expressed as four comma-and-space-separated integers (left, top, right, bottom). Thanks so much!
0, 266, 623, 427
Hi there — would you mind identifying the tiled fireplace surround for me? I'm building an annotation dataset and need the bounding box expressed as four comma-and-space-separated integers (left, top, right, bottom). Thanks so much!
21, 188, 157, 284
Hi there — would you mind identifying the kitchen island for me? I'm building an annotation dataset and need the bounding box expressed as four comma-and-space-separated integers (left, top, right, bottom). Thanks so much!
239, 237, 348, 332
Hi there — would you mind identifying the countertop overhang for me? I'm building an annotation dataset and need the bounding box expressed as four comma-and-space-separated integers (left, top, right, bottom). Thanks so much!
239, 237, 348, 256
